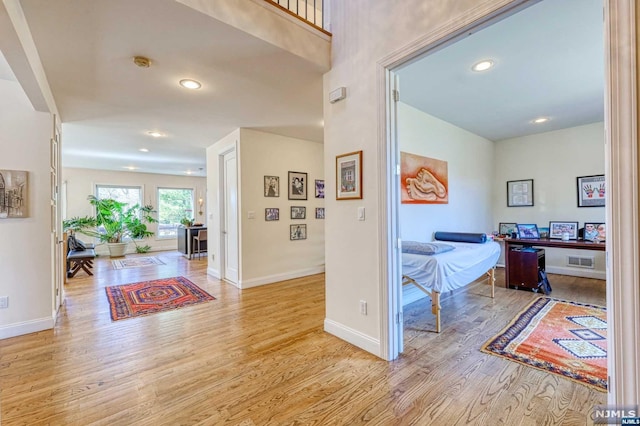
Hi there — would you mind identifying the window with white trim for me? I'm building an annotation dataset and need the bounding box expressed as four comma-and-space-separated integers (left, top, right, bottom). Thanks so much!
157, 187, 194, 238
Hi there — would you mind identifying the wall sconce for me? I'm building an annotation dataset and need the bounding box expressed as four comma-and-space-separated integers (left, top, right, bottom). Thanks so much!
198, 198, 204, 216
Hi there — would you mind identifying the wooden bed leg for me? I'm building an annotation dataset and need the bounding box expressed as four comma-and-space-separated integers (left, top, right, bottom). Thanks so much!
431, 291, 441, 333
489, 267, 495, 299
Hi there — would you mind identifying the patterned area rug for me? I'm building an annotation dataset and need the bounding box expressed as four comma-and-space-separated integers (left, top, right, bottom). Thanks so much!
112, 256, 165, 270
481, 297, 607, 391
105, 276, 215, 321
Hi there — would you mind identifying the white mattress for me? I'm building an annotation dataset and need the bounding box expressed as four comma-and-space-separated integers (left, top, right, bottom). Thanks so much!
402, 241, 500, 293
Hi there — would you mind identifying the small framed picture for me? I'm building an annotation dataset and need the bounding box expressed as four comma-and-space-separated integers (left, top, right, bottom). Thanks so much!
336, 150, 363, 200
315, 207, 325, 219
516, 223, 540, 239
290, 224, 307, 240
584, 222, 605, 241
507, 179, 534, 207
264, 176, 279, 197
265, 208, 279, 221
288, 171, 307, 200
291, 206, 306, 219
498, 222, 517, 236
315, 179, 325, 198
577, 175, 605, 207
538, 227, 550, 239
549, 221, 579, 240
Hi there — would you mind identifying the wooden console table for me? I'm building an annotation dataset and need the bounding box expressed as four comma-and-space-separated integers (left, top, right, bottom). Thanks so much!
503, 238, 605, 288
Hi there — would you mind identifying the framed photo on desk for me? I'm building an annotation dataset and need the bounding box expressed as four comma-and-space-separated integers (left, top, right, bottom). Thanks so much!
516, 223, 540, 239
549, 221, 579, 239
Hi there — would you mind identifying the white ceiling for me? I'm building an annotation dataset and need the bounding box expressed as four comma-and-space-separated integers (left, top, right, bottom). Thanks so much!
12, 0, 325, 176
3, 0, 603, 176
397, 0, 604, 141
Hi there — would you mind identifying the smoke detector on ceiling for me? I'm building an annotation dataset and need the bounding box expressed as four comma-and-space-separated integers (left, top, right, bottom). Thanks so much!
133, 56, 151, 68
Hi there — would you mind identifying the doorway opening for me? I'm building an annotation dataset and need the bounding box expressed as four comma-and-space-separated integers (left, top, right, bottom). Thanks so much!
384, 0, 608, 364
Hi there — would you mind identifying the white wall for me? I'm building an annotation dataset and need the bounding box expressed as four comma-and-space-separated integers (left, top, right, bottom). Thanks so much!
494, 122, 605, 278
0, 79, 54, 338
399, 102, 495, 241
206, 129, 324, 287
63, 167, 206, 256
324, 0, 492, 355
240, 129, 324, 286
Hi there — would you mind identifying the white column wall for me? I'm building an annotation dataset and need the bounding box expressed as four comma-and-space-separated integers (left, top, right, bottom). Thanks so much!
0, 79, 53, 338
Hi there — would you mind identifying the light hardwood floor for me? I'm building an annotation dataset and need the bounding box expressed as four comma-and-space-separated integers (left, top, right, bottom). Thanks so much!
0, 252, 606, 425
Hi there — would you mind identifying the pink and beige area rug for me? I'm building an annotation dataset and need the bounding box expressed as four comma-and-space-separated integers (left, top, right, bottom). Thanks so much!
105, 276, 215, 321
111, 256, 165, 270
481, 297, 607, 391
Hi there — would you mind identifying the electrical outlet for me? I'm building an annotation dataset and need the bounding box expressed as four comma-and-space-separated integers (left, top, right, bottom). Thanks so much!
359, 300, 367, 315
0, 296, 8, 309
211, 254, 215, 261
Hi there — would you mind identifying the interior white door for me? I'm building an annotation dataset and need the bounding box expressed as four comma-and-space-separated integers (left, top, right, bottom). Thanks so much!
222, 149, 239, 284
51, 117, 64, 312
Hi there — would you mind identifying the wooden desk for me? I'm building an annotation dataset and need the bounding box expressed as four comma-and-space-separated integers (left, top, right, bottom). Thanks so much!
503, 238, 605, 288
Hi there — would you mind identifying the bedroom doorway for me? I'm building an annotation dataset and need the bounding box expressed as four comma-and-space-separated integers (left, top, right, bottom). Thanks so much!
386, 0, 606, 360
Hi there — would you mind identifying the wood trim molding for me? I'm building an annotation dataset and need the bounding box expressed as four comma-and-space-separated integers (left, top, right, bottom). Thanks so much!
605, 0, 640, 405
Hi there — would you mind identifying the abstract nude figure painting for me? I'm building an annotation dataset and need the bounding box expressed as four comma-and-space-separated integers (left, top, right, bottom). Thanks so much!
400, 152, 448, 204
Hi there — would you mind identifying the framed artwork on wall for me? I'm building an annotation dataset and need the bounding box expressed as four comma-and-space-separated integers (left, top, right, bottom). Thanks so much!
265, 208, 279, 221
264, 176, 279, 197
315, 179, 325, 198
0, 169, 28, 219
290, 224, 307, 240
315, 207, 325, 219
400, 151, 448, 204
288, 171, 307, 200
507, 179, 534, 207
290, 206, 306, 219
336, 151, 363, 200
577, 174, 605, 207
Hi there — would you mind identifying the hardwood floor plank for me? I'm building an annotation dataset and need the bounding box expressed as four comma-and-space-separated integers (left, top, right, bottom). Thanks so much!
0, 256, 606, 425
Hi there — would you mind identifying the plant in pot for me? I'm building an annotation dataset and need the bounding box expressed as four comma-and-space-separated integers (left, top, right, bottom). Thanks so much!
63, 195, 157, 257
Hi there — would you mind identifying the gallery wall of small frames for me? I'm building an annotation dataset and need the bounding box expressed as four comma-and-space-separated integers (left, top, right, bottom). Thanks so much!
263, 173, 324, 240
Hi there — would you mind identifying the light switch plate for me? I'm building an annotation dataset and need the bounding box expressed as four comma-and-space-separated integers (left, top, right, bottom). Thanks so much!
357, 207, 365, 221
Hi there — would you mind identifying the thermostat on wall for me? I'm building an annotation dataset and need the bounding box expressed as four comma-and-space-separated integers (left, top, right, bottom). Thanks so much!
329, 87, 347, 103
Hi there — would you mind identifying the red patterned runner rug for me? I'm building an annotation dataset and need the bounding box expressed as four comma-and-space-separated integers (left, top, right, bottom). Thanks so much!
481, 297, 607, 391
105, 276, 215, 321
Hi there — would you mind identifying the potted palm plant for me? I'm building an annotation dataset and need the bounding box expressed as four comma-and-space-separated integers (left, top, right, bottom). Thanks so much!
63, 195, 157, 257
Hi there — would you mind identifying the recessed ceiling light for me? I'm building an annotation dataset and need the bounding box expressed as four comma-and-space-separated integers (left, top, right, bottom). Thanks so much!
471, 60, 494, 72
185, 170, 193, 175
139, 148, 149, 152
123, 166, 138, 170
179, 79, 202, 90
533, 117, 549, 124
147, 131, 164, 138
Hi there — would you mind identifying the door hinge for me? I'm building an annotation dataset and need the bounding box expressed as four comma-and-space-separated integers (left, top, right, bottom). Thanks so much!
392, 89, 400, 102
396, 164, 401, 175
396, 238, 402, 249
396, 312, 403, 324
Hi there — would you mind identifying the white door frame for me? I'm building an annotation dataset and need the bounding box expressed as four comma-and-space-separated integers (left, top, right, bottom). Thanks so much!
378, 0, 639, 404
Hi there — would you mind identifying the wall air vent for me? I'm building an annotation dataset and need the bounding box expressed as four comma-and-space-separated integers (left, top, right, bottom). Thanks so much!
567, 255, 595, 269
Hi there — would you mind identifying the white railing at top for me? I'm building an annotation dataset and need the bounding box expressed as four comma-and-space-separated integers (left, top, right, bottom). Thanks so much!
263, 0, 331, 35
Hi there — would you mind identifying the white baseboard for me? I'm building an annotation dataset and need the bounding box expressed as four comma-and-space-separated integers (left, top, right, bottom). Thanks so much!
546, 266, 606, 280
0, 317, 54, 340
324, 318, 381, 357
207, 267, 221, 279
239, 265, 325, 289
